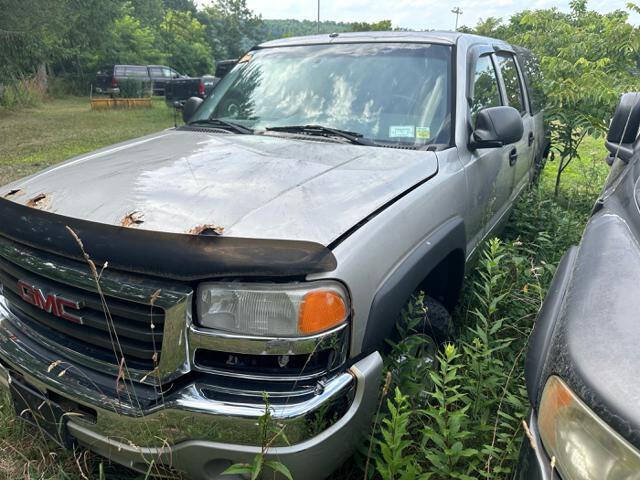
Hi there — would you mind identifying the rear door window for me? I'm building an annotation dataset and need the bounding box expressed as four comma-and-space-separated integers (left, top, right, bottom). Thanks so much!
148, 67, 163, 77
125, 66, 149, 78
495, 53, 527, 115
471, 55, 502, 125
514, 48, 544, 114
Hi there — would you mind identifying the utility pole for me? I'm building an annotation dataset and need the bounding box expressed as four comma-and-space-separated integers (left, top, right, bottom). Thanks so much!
451, 7, 462, 31
317, 0, 320, 33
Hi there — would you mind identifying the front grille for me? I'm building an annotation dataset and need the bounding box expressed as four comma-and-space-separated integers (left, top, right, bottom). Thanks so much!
0, 252, 164, 371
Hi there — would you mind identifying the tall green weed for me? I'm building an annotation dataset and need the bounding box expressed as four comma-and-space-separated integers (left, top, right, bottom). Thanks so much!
368, 183, 591, 480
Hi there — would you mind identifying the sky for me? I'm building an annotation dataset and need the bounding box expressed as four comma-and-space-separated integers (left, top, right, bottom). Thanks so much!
244, 0, 640, 30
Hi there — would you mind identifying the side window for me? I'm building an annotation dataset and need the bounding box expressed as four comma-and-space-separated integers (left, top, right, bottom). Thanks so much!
515, 48, 544, 114
162, 67, 172, 78
125, 66, 148, 77
471, 55, 501, 124
114, 66, 125, 76
496, 53, 526, 115
149, 67, 162, 77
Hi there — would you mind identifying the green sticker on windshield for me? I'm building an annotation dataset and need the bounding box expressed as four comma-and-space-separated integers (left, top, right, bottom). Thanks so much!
389, 126, 415, 138
416, 127, 431, 140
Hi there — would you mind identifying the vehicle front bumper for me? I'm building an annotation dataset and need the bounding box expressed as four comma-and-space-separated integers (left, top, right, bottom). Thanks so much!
0, 296, 383, 479
514, 410, 560, 480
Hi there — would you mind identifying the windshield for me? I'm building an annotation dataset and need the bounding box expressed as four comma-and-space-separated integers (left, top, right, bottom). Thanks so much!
192, 42, 452, 146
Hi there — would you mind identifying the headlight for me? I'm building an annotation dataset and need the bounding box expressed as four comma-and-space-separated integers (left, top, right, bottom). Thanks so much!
197, 281, 349, 337
538, 376, 640, 480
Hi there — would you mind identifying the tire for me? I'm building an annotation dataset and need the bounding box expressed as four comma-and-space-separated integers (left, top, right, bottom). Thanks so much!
390, 333, 438, 402
389, 296, 452, 401
532, 143, 551, 185
421, 295, 454, 343
531, 153, 544, 185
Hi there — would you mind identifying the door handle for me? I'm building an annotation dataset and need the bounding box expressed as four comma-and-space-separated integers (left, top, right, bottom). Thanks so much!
509, 148, 518, 166
528, 132, 535, 146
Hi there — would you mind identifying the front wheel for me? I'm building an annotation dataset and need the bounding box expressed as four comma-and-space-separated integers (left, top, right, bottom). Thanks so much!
389, 295, 453, 401
421, 295, 454, 343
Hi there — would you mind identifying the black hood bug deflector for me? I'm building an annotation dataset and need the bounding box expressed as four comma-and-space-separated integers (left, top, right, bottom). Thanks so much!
0, 198, 337, 280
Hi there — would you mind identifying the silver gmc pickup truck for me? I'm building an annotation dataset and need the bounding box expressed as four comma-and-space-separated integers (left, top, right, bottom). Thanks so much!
0, 32, 546, 479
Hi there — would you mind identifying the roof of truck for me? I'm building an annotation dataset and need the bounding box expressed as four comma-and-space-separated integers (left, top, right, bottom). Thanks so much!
258, 31, 505, 48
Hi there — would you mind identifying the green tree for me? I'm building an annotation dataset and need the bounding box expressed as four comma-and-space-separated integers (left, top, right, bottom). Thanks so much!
162, 0, 196, 13
0, 0, 63, 81
259, 19, 353, 39
199, 0, 263, 59
0, 0, 126, 91
160, 9, 213, 75
467, 1, 640, 195
59, 0, 126, 76
515, 1, 639, 195
103, 10, 162, 65
131, 0, 164, 28
350, 20, 393, 31
463, 16, 507, 38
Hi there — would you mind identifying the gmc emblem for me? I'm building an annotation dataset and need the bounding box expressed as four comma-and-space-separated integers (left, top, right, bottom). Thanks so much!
17, 280, 83, 324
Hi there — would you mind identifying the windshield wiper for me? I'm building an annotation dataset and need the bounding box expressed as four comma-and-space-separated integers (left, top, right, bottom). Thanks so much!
189, 118, 253, 134
266, 125, 375, 146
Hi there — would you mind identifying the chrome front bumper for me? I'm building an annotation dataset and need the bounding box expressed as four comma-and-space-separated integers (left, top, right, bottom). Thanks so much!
0, 296, 383, 479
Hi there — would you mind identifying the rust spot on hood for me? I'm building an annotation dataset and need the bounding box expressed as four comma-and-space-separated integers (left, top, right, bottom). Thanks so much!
4, 189, 24, 198
187, 224, 225, 236
26, 193, 50, 210
120, 211, 144, 228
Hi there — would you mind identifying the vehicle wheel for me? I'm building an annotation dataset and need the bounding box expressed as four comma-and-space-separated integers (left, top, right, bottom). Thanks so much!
532, 153, 543, 184
390, 333, 437, 403
532, 147, 550, 185
389, 296, 453, 401
421, 295, 454, 343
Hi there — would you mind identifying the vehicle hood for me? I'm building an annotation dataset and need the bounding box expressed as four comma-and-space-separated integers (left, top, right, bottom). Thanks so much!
1, 130, 439, 245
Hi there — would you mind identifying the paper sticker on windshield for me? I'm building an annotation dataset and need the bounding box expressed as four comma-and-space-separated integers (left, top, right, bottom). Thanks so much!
389, 126, 415, 138
416, 127, 431, 140
238, 53, 253, 63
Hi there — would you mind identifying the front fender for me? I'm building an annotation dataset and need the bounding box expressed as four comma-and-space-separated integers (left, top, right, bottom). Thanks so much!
525, 245, 578, 407
361, 217, 466, 354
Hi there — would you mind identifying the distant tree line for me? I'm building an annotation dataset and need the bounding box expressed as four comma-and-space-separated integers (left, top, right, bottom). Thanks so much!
262, 18, 393, 38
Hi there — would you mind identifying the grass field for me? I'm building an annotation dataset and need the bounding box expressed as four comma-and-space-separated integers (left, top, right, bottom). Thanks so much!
0, 97, 610, 480
0, 96, 175, 186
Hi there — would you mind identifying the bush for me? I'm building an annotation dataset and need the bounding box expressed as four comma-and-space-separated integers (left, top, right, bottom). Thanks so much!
48, 74, 92, 98
365, 180, 595, 479
117, 78, 151, 98
0, 76, 45, 110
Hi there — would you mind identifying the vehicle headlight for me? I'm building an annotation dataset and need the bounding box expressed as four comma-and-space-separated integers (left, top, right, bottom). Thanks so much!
538, 376, 640, 480
197, 281, 349, 337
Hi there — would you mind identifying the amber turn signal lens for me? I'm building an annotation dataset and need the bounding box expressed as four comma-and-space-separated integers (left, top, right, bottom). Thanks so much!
298, 290, 347, 335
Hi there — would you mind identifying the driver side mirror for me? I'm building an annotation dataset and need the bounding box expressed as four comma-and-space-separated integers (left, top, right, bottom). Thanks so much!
182, 96, 203, 124
470, 106, 524, 149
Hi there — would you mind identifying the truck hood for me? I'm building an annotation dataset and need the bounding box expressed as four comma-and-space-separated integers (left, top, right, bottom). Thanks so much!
1, 130, 438, 245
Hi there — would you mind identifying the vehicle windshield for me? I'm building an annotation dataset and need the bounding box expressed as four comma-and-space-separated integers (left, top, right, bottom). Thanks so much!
191, 42, 452, 146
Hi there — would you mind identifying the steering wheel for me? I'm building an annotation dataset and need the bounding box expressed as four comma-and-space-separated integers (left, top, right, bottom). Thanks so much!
214, 95, 242, 118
